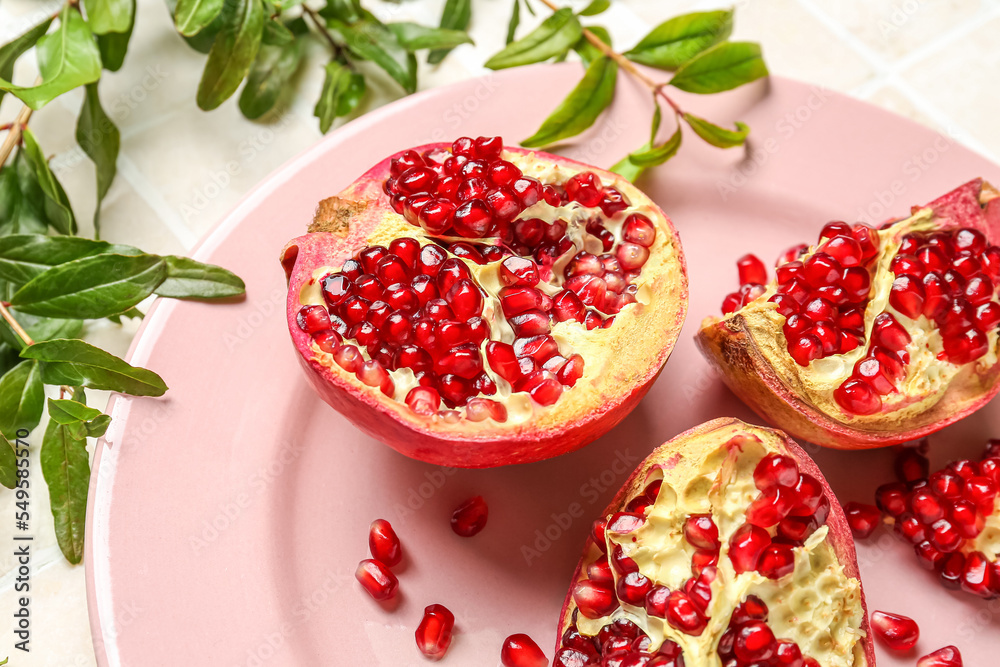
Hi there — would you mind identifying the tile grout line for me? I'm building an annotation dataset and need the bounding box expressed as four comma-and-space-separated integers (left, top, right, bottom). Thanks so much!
116, 154, 200, 250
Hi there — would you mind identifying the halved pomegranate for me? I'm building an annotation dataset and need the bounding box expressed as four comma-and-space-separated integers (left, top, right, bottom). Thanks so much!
874, 440, 1000, 600
282, 137, 687, 467
554, 418, 874, 667
698, 179, 1000, 449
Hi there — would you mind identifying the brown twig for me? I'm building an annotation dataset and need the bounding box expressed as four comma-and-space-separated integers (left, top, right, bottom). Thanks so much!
0, 102, 34, 168
303, 4, 344, 56
0, 302, 34, 346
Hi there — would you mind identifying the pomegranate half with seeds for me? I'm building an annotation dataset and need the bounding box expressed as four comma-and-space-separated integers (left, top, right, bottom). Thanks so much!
555, 418, 874, 667
698, 179, 1000, 449
281, 136, 687, 467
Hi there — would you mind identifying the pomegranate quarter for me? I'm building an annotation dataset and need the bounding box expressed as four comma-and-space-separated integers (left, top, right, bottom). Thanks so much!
282, 136, 687, 467
555, 418, 874, 667
698, 179, 1000, 449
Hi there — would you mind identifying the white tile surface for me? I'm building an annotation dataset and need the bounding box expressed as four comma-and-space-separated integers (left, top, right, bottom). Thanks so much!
1, 0, 999, 663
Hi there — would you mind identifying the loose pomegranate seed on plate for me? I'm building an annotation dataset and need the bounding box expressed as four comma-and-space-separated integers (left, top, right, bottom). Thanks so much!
870, 610, 920, 651
355, 559, 398, 601
415, 604, 455, 660
368, 519, 402, 567
918, 646, 964, 667
451, 496, 488, 537
501, 633, 548, 667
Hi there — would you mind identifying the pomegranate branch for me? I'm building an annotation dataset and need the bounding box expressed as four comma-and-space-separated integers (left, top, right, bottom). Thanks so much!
0, 302, 34, 346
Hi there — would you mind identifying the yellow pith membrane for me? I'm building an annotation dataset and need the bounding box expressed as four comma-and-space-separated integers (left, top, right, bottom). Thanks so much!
291, 142, 686, 438
558, 420, 869, 667
697, 179, 1000, 448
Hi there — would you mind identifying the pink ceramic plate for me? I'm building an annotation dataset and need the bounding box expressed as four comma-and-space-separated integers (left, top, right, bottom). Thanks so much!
86, 66, 1000, 666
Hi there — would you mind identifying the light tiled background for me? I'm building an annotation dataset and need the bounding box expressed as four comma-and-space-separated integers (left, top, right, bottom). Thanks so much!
1, 0, 998, 663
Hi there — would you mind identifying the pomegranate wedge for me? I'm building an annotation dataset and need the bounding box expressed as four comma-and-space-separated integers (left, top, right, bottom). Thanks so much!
282, 136, 687, 467
698, 179, 1000, 449
555, 418, 874, 667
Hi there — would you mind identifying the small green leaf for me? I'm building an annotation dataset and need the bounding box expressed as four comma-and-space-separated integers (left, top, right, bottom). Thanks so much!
11, 254, 166, 319
21, 339, 168, 396
47, 398, 102, 425
96, 0, 135, 71
314, 61, 353, 133
196, 0, 265, 110
318, 0, 362, 23
328, 19, 416, 94
0, 19, 53, 105
262, 17, 294, 45
0, 153, 48, 236
629, 125, 682, 166
683, 112, 749, 148
174, 0, 225, 36
77, 83, 120, 236
626, 9, 732, 71
668, 41, 768, 94
83, 0, 134, 34
574, 25, 610, 67
0, 235, 141, 286
579, 0, 610, 16
238, 36, 303, 119
485, 7, 582, 70
20, 129, 77, 236
521, 56, 617, 148
386, 23, 472, 52
41, 420, 90, 563
0, 311, 83, 351
0, 6, 102, 109
0, 432, 16, 489
649, 100, 662, 143
506, 0, 521, 45
428, 0, 471, 64
155, 256, 246, 298
0, 361, 44, 438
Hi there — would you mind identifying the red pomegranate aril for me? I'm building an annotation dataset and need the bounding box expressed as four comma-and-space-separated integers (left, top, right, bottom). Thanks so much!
736, 253, 767, 286
820, 235, 863, 267
890, 275, 925, 319
684, 514, 720, 550
297, 304, 331, 333
501, 256, 541, 286
758, 543, 795, 579
729, 524, 770, 573
918, 646, 964, 667
665, 591, 708, 636
870, 611, 919, 651
415, 604, 455, 661
369, 519, 402, 566
617, 571, 653, 606
844, 502, 881, 538
804, 253, 841, 287
565, 172, 604, 207
617, 243, 649, 271
313, 330, 341, 353
587, 558, 614, 586
734, 620, 777, 662
406, 386, 441, 415
910, 488, 945, 523
501, 634, 548, 667
446, 279, 484, 319
526, 371, 562, 405
788, 334, 822, 366
453, 198, 493, 237
943, 327, 988, 364
322, 274, 354, 307
573, 580, 619, 619
334, 344, 362, 372
451, 496, 488, 536
355, 559, 398, 601
746, 487, 795, 527
500, 286, 544, 317
622, 214, 657, 248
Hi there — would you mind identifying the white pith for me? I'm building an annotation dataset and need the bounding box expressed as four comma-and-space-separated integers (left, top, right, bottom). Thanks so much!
574, 434, 866, 667
296, 149, 678, 428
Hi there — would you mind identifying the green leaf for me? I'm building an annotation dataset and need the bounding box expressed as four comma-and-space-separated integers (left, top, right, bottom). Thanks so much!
626, 9, 732, 71
0, 19, 53, 105
83, 0, 134, 34
20, 129, 77, 236
521, 56, 617, 148
0, 311, 83, 352
428, 0, 471, 65
649, 100, 662, 143
314, 61, 348, 133
0, 235, 141, 286
574, 25, 610, 67
328, 19, 416, 94
629, 125, 682, 166
238, 36, 302, 119
262, 17, 294, 46
318, 0, 362, 23
386, 23, 472, 52
0, 361, 44, 438
196, 0, 265, 110
77, 83, 120, 236
174, 0, 225, 36
668, 41, 768, 94
11, 254, 167, 319
485, 7, 582, 70
96, 0, 135, 71
579, 0, 610, 16
506, 0, 521, 45
0, 153, 48, 236
154, 256, 246, 298
0, 432, 15, 489
47, 398, 103, 425
0, 6, 102, 109
21, 339, 168, 396
683, 112, 748, 148
41, 420, 90, 563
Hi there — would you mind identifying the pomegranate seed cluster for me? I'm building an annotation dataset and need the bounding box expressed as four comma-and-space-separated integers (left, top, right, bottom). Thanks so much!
563, 448, 830, 666
297, 136, 659, 421
875, 440, 1000, 599
555, 616, 686, 667
720, 220, 1000, 418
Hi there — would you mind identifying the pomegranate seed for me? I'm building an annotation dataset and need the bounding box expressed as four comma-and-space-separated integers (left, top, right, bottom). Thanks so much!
736, 253, 767, 285
734, 621, 777, 662
322, 274, 354, 306
607, 512, 645, 534
501, 634, 548, 667
729, 524, 770, 573
788, 334, 822, 366
355, 559, 398, 601
616, 571, 652, 605
819, 221, 852, 241
943, 327, 988, 364
368, 519, 402, 566
918, 646, 964, 667
313, 330, 341, 353
835, 379, 881, 415
754, 454, 799, 490
406, 386, 441, 415
844, 502, 881, 538
890, 275, 925, 319
820, 235, 862, 267
474, 135, 503, 159
870, 610, 919, 651
622, 214, 656, 247
397, 166, 437, 194
804, 252, 841, 287
390, 149, 424, 177
757, 543, 795, 579
501, 256, 540, 286
334, 344, 362, 372
297, 304, 331, 333
415, 604, 455, 660
746, 487, 796, 527
451, 496, 488, 537
600, 188, 629, 216
665, 591, 708, 635
453, 199, 493, 237
565, 172, 603, 207
573, 580, 618, 619
617, 243, 649, 271
684, 514, 720, 551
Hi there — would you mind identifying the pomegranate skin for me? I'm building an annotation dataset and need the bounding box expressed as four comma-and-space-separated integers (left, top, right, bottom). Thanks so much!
554, 417, 876, 666
282, 143, 688, 468
698, 179, 1000, 450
